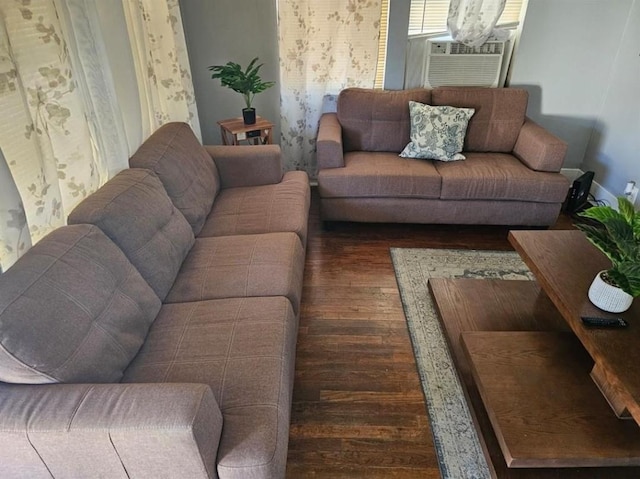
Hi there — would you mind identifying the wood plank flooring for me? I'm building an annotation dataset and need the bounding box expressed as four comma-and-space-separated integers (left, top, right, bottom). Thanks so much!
286, 189, 573, 478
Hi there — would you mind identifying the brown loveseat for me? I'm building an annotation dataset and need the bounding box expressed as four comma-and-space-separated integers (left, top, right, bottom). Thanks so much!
0, 123, 310, 479
317, 87, 570, 226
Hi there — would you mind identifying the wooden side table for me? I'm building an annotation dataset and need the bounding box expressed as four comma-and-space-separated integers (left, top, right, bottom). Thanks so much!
217, 116, 274, 145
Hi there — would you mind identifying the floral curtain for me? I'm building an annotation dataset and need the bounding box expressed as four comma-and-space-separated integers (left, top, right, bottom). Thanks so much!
448, 0, 509, 47
0, 0, 199, 272
56, 0, 131, 177
278, 0, 382, 175
0, 149, 30, 272
0, 0, 101, 252
122, 0, 201, 142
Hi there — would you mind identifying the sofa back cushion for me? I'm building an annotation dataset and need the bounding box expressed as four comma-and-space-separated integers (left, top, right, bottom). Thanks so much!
338, 88, 432, 153
432, 87, 528, 153
0, 225, 161, 384
129, 122, 220, 236
68, 168, 194, 300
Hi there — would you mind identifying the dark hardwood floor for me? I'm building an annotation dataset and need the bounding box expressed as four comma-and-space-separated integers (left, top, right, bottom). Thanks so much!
286, 188, 574, 478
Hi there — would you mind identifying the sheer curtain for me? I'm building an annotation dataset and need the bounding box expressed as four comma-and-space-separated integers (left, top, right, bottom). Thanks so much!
56, 0, 131, 178
278, 1, 382, 175
0, 0, 200, 271
448, 0, 509, 47
0, 0, 100, 247
0, 149, 30, 272
122, 0, 201, 141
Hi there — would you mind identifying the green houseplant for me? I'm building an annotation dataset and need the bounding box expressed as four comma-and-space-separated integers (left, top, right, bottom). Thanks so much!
208, 57, 275, 125
576, 196, 640, 312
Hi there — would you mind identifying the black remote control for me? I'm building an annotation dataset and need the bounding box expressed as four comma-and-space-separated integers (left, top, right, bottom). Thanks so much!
581, 316, 628, 328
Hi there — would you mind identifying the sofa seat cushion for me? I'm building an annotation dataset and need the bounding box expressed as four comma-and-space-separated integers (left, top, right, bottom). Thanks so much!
165, 233, 304, 313
432, 87, 528, 153
318, 151, 442, 199
68, 168, 195, 301
338, 88, 432, 153
128, 122, 221, 236
0, 225, 160, 384
435, 153, 570, 203
123, 296, 296, 479
199, 171, 310, 246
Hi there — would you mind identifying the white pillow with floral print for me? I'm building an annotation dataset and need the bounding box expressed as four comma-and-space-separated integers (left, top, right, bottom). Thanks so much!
400, 101, 475, 161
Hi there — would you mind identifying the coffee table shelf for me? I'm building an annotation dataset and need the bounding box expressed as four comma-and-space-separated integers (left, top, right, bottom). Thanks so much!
509, 230, 640, 424
462, 331, 640, 468
429, 277, 640, 477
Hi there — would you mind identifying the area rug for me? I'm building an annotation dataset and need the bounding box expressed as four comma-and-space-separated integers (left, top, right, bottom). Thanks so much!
390, 248, 534, 479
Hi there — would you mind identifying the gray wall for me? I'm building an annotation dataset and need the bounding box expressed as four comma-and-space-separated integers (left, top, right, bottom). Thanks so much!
384, 0, 411, 90
581, 0, 640, 200
178, 0, 280, 145
508, 0, 634, 174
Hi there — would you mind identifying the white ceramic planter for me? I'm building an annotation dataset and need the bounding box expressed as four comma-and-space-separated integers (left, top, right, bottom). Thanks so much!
588, 271, 633, 313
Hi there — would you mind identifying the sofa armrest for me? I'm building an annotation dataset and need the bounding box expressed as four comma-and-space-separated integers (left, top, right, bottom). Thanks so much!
0, 383, 222, 479
206, 145, 284, 188
317, 113, 344, 169
513, 117, 568, 172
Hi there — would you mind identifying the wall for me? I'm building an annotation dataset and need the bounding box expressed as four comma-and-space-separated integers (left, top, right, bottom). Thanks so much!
384, 0, 411, 89
581, 0, 640, 201
508, 0, 635, 177
178, 0, 280, 145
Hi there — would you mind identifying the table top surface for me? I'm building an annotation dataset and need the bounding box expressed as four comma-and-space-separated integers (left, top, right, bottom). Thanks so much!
217, 116, 273, 134
509, 229, 640, 423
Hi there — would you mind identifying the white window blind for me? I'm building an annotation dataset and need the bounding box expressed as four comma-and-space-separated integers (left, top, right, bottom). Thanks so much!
374, 0, 389, 88
409, 0, 524, 35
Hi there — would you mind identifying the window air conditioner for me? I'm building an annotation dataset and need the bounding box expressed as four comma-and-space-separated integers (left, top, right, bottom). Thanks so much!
405, 34, 512, 89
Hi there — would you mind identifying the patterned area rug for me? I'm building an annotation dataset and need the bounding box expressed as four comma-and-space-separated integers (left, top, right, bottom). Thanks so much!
390, 248, 534, 479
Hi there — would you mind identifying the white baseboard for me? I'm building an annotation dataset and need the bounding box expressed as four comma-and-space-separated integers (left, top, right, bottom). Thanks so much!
560, 168, 584, 182
561, 168, 617, 208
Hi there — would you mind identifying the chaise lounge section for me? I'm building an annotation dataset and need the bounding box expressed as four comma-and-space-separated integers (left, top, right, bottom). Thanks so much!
0, 123, 310, 479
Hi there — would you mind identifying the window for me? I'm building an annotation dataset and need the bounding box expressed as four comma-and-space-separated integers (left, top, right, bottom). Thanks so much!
409, 0, 525, 35
374, 0, 389, 88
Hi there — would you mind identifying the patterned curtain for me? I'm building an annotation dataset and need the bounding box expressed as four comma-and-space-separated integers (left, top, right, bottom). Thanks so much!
448, 0, 509, 47
0, 0, 199, 272
0, 0, 101, 251
278, 0, 382, 175
56, 0, 131, 177
0, 149, 30, 272
122, 0, 201, 142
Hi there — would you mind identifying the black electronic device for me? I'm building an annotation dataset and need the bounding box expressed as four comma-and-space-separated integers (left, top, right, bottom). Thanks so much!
580, 316, 628, 328
563, 171, 594, 213
246, 129, 262, 138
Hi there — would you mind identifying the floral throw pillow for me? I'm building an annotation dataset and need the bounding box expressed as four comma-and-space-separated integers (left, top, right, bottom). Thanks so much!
400, 101, 475, 161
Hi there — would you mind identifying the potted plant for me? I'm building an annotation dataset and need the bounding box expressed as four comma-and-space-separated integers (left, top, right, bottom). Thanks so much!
576, 196, 640, 313
208, 57, 275, 125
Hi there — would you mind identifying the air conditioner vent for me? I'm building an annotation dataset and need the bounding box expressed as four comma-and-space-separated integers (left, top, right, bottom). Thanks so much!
405, 36, 510, 89
450, 42, 504, 55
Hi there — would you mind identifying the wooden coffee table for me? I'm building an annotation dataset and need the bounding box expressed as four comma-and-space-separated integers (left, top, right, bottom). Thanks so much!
429, 230, 640, 477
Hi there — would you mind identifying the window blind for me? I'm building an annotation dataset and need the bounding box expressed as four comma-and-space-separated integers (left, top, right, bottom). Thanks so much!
374, 0, 389, 88
409, 0, 524, 35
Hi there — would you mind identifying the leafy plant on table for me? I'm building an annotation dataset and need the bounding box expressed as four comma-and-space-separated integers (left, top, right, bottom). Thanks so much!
208, 57, 275, 110
576, 196, 640, 297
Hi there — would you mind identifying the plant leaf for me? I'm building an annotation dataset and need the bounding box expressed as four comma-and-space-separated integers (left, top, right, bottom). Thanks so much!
614, 262, 640, 297
579, 204, 624, 224
604, 216, 636, 260
575, 223, 621, 263
618, 196, 635, 225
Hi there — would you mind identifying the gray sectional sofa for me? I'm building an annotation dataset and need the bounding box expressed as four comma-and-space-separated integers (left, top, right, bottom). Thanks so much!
0, 122, 310, 478
317, 87, 570, 226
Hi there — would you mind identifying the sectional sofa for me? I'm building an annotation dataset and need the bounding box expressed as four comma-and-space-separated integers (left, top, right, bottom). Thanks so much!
0, 122, 310, 478
317, 87, 570, 226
